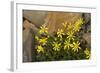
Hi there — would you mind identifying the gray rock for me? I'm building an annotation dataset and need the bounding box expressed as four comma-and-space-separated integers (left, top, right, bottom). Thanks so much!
23, 10, 48, 28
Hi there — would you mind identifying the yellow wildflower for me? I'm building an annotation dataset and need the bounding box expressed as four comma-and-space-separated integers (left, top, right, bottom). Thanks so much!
57, 29, 65, 39
67, 23, 73, 31
64, 40, 71, 50
52, 42, 61, 51
37, 45, 44, 53
39, 24, 48, 34
74, 18, 84, 32
71, 41, 81, 52
39, 38, 48, 45
62, 21, 67, 28
67, 23, 75, 40
84, 48, 90, 59
67, 31, 75, 41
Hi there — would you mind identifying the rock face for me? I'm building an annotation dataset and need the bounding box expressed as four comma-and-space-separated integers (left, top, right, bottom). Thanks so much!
83, 13, 91, 24
83, 32, 91, 45
23, 10, 48, 28
23, 20, 33, 62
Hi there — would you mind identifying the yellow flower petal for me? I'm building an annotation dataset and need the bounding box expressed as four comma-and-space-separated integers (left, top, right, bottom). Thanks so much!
35, 36, 39, 41
84, 48, 90, 59
37, 45, 44, 53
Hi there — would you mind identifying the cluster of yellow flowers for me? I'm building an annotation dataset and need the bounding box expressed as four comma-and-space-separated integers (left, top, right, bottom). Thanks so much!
35, 24, 48, 53
35, 18, 90, 59
63, 39, 81, 52
35, 38, 47, 53
74, 18, 84, 32
61, 18, 84, 52
68, 18, 84, 34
